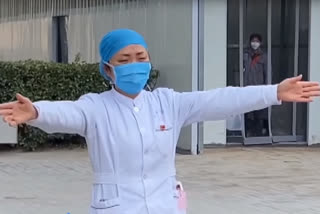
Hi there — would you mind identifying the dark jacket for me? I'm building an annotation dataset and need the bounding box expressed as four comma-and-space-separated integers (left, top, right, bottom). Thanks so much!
244, 48, 269, 120
243, 48, 268, 86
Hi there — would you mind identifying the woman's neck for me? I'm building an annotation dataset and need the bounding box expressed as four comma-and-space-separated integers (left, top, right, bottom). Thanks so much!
114, 86, 140, 99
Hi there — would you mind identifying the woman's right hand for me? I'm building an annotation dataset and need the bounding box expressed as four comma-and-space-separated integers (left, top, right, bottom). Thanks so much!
0, 94, 38, 127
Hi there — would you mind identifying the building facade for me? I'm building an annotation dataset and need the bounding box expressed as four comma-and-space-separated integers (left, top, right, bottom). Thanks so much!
0, 0, 320, 154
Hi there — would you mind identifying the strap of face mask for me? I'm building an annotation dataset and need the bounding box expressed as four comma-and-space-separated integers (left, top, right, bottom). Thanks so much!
104, 62, 116, 84
145, 84, 152, 91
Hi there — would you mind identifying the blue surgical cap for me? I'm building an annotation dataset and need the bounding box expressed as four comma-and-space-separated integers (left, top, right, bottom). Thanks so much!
99, 29, 148, 81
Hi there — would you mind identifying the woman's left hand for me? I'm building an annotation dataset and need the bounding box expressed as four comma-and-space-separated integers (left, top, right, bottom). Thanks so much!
277, 75, 320, 102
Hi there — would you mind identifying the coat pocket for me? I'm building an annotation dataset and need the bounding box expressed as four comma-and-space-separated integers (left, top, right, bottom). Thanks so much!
91, 184, 121, 213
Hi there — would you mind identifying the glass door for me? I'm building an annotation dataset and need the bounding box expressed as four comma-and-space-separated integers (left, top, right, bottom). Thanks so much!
270, 0, 309, 144
226, 0, 309, 145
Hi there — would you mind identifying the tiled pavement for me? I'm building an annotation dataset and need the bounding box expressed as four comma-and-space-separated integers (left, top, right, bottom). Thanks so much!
1, 147, 320, 214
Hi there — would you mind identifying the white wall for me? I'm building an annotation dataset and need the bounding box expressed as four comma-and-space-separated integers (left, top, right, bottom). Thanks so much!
0, 121, 17, 144
203, 0, 227, 145
308, 0, 320, 145
0, 18, 53, 61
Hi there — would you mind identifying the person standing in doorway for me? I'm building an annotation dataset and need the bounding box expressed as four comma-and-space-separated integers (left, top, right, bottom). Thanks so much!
244, 33, 269, 137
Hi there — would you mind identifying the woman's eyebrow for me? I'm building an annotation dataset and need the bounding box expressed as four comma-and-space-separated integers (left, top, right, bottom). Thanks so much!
119, 53, 131, 57
136, 51, 146, 55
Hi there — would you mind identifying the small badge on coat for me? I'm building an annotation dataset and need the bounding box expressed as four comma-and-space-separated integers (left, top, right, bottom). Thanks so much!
155, 124, 172, 132
160, 125, 166, 131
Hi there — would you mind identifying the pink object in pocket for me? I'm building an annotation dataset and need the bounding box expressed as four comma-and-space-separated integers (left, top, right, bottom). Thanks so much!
176, 181, 187, 211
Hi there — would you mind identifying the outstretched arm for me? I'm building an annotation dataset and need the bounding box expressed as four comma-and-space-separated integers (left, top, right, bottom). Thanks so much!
0, 93, 95, 136
174, 75, 320, 127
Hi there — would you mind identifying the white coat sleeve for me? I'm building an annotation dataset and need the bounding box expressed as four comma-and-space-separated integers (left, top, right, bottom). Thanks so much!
174, 85, 281, 127
26, 94, 96, 136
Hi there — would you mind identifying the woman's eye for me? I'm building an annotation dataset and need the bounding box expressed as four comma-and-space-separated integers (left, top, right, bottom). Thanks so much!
119, 60, 128, 63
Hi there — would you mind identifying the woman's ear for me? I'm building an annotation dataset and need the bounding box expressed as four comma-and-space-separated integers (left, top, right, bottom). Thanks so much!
104, 64, 110, 75
104, 64, 115, 82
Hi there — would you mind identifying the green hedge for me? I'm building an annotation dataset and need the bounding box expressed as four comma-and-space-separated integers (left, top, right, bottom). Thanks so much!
0, 60, 159, 150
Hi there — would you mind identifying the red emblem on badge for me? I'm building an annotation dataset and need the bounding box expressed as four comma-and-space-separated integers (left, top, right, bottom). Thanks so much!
160, 125, 166, 131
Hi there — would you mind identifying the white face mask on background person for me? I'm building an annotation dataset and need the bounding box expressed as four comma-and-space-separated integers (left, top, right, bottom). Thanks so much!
251, 42, 261, 50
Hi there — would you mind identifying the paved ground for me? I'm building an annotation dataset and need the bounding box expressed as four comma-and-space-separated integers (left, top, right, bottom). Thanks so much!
1, 147, 320, 214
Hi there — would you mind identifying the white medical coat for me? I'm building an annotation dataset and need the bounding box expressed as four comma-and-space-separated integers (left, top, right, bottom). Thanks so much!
28, 85, 280, 214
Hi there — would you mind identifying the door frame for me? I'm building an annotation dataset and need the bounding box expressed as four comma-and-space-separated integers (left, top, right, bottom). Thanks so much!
237, 0, 308, 145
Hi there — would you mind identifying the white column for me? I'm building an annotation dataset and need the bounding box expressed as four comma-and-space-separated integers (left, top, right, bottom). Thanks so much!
308, 0, 320, 145
190, 0, 199, 154
0, 121, 17, 144
203, 0, 227, 145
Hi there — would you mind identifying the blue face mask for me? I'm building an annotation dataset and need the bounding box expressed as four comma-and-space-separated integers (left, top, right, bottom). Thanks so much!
107, 62, 151, 95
